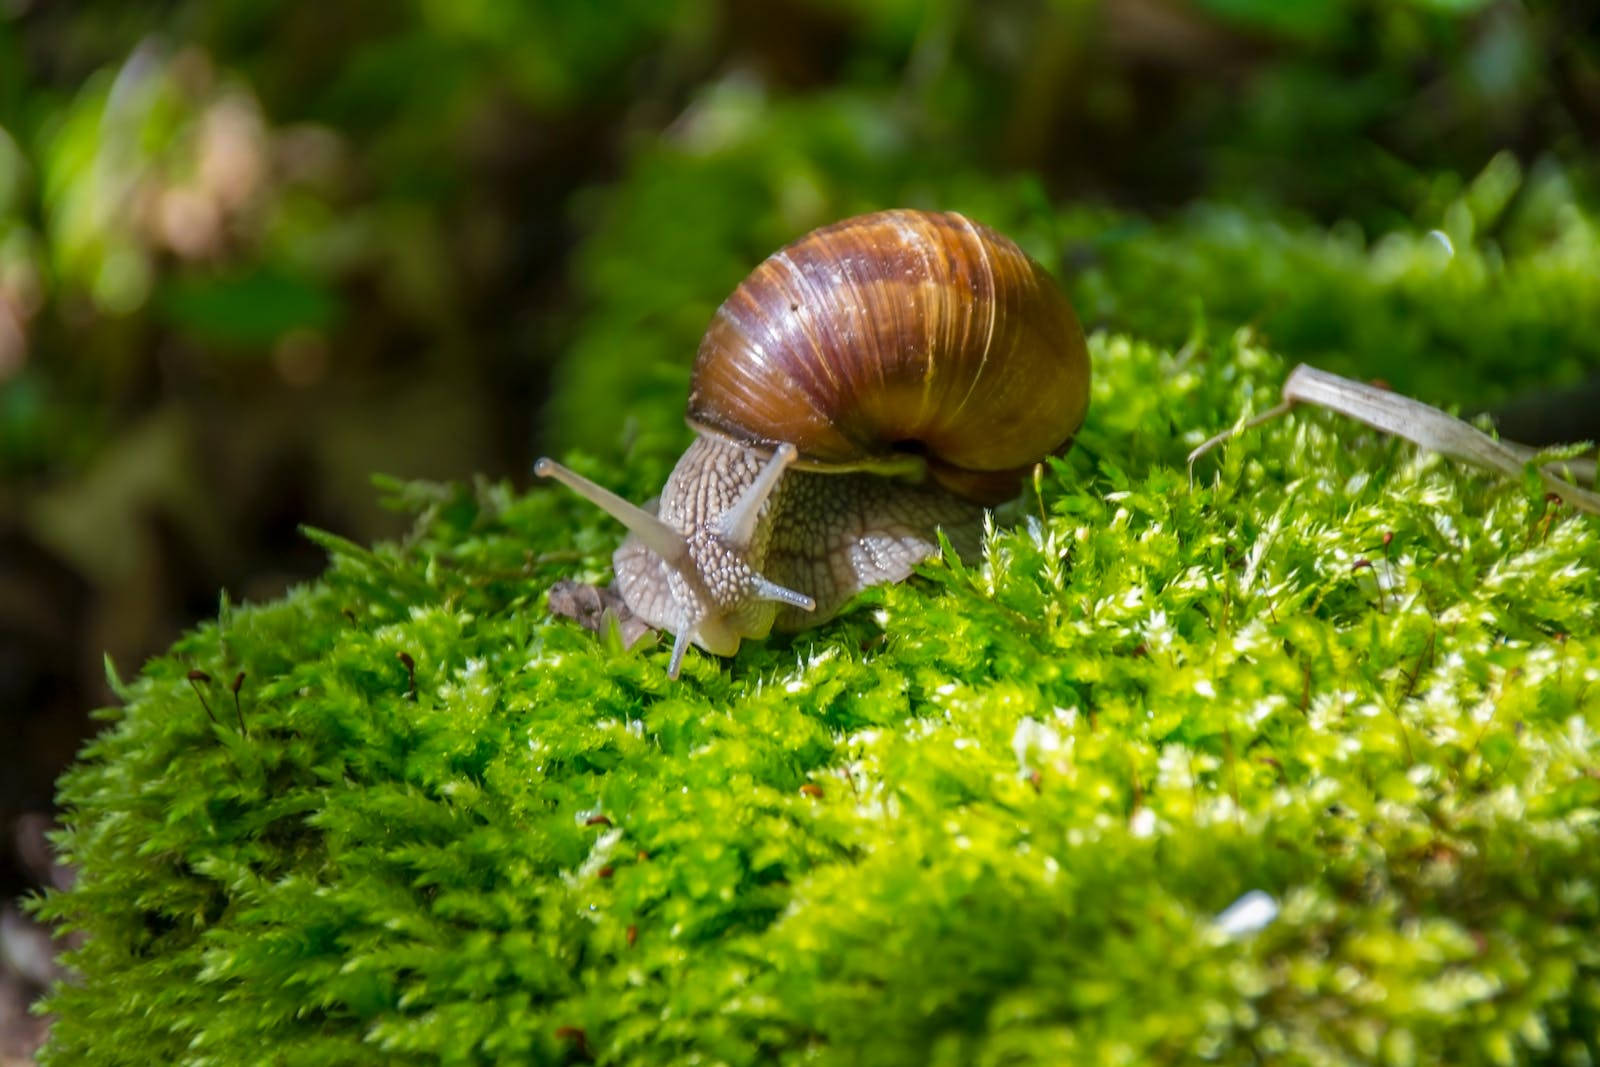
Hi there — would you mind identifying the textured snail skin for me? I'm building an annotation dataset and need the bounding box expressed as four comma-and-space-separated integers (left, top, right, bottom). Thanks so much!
689, 209, 1089, 505
539, 209, 1087, 677
612, 434, 985, 650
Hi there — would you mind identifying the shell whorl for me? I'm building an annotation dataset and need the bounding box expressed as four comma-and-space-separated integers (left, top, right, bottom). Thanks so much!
687, 209, 1090, 505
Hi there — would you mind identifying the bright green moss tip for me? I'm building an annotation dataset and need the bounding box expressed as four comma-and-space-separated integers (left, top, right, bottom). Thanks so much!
35, 330, 1600, 1065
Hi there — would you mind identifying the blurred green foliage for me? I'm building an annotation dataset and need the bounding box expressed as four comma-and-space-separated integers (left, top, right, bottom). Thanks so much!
2, 0, 1596, 478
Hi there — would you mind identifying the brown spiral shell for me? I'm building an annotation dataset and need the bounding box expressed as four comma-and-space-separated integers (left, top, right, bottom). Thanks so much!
686, 209, 1090, 505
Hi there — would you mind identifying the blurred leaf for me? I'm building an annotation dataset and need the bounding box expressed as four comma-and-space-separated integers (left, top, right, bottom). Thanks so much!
1194, 0, 1348, 39
158, 268, 340, 349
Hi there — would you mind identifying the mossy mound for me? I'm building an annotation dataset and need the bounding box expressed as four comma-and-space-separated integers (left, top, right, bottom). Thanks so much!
36, 329, 1600, 1065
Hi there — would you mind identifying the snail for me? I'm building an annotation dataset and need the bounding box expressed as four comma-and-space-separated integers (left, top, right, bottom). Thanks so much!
537, 209, 1090, 677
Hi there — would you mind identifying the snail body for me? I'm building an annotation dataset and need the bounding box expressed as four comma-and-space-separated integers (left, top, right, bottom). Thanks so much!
538, 209, 1089, 677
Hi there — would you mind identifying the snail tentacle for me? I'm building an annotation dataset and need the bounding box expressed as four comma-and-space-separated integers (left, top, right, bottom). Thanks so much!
668, 611, 694, 679
748, 574, 816, 612
717, 443, 798, 548
534, 458, 689, 565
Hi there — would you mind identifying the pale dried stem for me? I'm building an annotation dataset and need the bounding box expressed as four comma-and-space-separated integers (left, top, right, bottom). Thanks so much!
1188, 364, 1600, 515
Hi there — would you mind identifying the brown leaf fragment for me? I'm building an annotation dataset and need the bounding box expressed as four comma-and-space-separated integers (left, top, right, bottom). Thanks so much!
547, 579, 654, 649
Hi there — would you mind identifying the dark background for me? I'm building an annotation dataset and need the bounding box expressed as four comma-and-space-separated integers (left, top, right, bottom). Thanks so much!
2, 0, 1598, 1057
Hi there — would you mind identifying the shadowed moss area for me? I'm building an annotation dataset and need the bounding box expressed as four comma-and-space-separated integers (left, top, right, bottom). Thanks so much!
35, 326, 1600, 1065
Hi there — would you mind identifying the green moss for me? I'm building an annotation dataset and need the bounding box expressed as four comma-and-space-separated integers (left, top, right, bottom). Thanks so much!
1068, 154, 1600, 408
34, 323, 1600, 1065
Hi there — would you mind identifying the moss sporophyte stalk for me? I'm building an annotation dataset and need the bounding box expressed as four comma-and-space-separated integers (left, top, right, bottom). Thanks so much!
33, 325, 1600, 1065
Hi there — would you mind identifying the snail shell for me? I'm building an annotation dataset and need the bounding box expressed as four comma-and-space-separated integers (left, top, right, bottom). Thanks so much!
690, 209, 1088, 504
537, 209, 1089, 677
